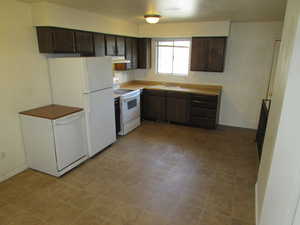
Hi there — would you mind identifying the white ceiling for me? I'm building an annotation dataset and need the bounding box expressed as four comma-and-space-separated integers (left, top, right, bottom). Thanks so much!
23, 0, 287, 23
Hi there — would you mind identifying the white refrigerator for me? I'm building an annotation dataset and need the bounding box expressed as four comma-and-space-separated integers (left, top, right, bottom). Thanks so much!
48, 57, 116, 157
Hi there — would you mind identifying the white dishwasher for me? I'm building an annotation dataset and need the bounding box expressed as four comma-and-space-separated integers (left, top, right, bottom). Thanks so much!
20, 105, 88, 177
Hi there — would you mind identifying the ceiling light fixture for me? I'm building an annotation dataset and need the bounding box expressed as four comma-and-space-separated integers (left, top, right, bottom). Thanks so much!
144, 14, 161, 24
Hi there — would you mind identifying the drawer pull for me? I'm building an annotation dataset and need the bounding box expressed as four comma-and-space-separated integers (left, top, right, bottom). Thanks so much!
192, 100, 206, 104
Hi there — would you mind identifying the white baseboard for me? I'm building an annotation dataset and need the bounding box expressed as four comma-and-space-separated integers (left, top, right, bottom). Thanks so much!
256, 183, 259, 225
0, 164, 28, 183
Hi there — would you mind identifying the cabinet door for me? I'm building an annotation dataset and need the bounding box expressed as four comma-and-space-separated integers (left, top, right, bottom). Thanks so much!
190, 37, 227, 72
53, 28, 76, 53
138, 38, 151, 69
190, 37, 209, 71
75, 31, 94, 55
166, 97, 188, 124
116, 36, 125, 56
105, 35, 116, 56
125, 38, 132, 70
131, 38, 138, 69
142, 91, 165, 121
208, 37, 227, 72
94, 33, 105, 56
36, 27, 54, 53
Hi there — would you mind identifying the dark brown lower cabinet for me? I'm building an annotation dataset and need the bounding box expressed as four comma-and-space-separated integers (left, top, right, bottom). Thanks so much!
166, 92, 189, 124
189, 94, 220, 129
142, 90, 166, 121
142, 89, 220, 129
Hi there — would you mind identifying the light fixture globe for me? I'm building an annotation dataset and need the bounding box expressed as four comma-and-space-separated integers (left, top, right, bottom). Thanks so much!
144, 14, 161, 24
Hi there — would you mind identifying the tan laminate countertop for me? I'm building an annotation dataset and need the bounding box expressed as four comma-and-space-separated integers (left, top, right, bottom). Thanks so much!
20, 104, 83, 120
120, 80, 222, 96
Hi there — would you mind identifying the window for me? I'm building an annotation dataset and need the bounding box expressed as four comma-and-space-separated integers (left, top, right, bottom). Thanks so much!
156, 39, 191, 75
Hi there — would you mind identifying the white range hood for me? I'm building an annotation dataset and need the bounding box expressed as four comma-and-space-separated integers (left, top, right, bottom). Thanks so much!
112, 56, 130, 64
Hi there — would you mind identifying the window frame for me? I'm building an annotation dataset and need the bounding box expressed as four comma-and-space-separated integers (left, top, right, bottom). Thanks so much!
155, 38, 191, 76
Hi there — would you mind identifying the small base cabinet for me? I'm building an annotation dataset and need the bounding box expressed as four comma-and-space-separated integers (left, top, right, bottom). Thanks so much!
166, 91, 190, 124
141, 89, 221, 129
189, 93, 220, 129
20, 111, 88, 177
142, 90, 166, 121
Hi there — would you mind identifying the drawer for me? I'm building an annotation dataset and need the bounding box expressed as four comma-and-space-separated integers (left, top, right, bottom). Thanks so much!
191, 94, 218, 102
190, 116, 216, 129
166, 91, 189, 99
191, 99, 217, 109
143, 89, 166, 96
191, 107, 216, 118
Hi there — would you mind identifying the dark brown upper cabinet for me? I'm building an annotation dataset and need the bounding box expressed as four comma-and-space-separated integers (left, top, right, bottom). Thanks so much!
116, 36, 125, 56
190, 37, 209, 71
105, 35, 117, 56
125, 37, 133, 70
75, 31, 94, 55
104, 35, 125, 56
190, 37, 227, 72
36, 27, 54, 53
124, 37, 138, 70
138, 38, 151, 69
131, 38, 138, 69
36, 27, 152, 67
36, 27, 76, 53
94, 33, 105, 56
52, 28, 76, 53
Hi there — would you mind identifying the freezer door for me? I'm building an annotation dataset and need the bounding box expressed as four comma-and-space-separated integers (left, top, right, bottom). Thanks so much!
85, 88, 116, 157
53, 112, 87, 171
85, 57, 114, 92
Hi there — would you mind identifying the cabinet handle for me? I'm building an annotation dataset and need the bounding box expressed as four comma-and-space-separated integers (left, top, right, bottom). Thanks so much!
192, 100, 206, 104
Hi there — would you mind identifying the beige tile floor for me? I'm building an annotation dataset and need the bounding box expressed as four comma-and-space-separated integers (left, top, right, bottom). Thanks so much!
0, 121, 258, 225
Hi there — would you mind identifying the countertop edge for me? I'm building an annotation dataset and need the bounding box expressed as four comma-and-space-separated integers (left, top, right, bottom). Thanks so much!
120, 81, 222, 96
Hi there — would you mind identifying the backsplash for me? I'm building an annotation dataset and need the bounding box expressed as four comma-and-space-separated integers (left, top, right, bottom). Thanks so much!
114, 71, 135, 85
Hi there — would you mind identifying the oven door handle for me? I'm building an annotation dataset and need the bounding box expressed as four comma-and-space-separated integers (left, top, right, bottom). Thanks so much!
121, 89, 141, 101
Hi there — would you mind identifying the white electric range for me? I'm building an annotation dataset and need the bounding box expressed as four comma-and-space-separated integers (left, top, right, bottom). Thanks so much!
114, 89, 141, 135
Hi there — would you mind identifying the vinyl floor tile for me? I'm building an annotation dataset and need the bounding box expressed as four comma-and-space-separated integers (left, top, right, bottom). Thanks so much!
0, 121, 257, 225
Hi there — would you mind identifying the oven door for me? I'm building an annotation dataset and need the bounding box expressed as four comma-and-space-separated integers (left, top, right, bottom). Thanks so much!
120, 90, 141, 124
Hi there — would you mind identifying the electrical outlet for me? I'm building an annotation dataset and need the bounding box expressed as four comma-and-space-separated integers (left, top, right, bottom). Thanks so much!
0, 152, 6, 160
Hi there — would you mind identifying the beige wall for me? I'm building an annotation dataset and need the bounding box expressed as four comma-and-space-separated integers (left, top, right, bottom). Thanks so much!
138, 21, 231, 37
134, 22, 282, 129
31, 2, 139, 37
257, 0, 300, 223
0, 0, 51, 181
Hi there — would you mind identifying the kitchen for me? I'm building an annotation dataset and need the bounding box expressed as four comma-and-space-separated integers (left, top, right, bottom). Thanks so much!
1, 0, 300, 225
